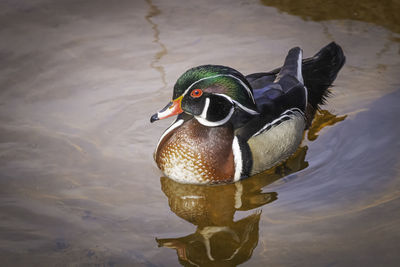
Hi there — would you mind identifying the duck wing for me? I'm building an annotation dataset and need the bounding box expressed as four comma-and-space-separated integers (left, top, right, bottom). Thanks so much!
246, 42, 345, 112
237, 47, 306, 140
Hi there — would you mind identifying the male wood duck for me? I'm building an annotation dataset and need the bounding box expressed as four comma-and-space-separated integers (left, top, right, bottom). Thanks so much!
151, 42, 345, 184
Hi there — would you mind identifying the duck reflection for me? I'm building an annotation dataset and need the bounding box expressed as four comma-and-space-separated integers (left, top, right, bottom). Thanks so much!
157, 146, 308, 266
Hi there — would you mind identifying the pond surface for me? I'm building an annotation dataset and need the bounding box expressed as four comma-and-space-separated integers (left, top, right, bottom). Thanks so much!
0, 0, 399, 266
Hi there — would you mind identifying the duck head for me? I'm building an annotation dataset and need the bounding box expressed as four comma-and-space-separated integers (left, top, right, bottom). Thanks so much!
150, 65, 259, 127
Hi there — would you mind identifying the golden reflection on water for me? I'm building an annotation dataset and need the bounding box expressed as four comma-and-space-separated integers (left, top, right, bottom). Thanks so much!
157, 110, 345, 266
307, 110, 347, 141
260, 0, 400, 34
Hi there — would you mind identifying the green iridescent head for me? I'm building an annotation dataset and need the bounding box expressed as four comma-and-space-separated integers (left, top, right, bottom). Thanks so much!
151, 65, 259, 127
173, 65, 257, 112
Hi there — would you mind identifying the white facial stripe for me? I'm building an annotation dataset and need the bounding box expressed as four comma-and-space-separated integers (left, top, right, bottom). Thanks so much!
195, 107, 234, 127
200, 97, 210, 119
232, 136, 243, 182
182, 74, 255, 104
155, 119, 184, 153
215, 93, 259, 115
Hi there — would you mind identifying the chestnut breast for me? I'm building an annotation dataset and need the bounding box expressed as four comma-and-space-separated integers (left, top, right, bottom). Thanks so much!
156, 119, 235, 184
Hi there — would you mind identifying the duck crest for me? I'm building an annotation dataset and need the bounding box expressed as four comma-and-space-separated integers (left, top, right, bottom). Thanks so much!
155, 118, 235, 184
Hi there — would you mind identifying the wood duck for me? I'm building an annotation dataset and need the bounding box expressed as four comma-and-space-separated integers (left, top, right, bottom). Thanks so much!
151, 42, 345, 184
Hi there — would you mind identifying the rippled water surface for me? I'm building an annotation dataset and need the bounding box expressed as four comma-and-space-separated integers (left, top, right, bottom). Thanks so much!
0, 0, 399, 266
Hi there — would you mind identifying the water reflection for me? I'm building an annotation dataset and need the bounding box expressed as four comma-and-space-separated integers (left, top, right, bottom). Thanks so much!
307, 110, 346, 141
156, 110, 346, 266
157, 147, 306, 265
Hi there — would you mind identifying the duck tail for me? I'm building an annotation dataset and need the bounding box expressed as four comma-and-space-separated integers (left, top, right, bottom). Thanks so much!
303, 42, 345, 110
274, 46, 304, 85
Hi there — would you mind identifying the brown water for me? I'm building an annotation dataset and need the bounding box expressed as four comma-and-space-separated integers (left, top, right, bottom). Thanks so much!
0, 0, 399, 266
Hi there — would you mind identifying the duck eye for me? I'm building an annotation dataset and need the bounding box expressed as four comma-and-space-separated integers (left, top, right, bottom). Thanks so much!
190, 89, 203, 98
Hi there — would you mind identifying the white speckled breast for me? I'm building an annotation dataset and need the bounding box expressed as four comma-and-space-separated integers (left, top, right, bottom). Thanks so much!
155, 119, 235, 184
158, 141, 214, 183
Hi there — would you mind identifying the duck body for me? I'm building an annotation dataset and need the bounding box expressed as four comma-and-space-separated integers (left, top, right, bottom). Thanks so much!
151, 42, 345, 184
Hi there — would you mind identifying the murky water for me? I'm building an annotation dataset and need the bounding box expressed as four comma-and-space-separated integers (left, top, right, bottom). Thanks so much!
0, 0, 399, 266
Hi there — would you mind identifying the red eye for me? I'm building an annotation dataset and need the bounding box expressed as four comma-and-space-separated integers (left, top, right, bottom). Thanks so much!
190, 89, 203, 98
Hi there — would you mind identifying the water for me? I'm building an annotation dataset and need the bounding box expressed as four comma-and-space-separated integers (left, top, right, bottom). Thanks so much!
0, 0, 399, 266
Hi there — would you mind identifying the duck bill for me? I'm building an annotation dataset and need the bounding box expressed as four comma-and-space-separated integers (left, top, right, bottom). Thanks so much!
150, 96, 183, 123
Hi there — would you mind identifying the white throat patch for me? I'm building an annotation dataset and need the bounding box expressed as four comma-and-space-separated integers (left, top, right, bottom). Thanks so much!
195, 97, 235, 127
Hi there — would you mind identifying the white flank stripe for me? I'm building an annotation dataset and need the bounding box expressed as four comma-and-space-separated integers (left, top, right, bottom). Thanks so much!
287, 107, 303, 115
232, 136, 243, 182
252, 108, 304, 137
